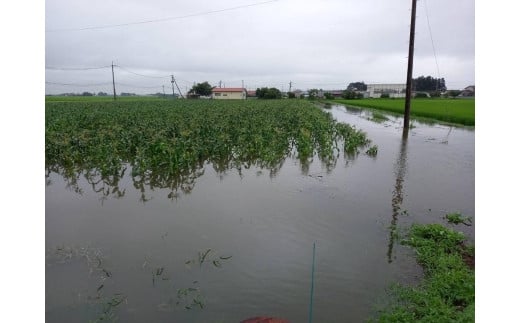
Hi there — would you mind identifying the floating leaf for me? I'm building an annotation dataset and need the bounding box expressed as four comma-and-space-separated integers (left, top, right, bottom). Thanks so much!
198, 249, 212, 267
219, 255, 232, 260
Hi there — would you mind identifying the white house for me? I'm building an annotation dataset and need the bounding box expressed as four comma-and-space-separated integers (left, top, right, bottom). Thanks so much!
366, 84, 406, 98
211, 87, 247, 100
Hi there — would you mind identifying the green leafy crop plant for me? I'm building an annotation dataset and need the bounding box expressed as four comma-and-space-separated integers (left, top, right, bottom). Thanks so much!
46, 99, 370, 188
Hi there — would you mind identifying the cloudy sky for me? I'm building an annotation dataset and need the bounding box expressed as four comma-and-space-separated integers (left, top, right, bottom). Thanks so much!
45, 0, 474, 94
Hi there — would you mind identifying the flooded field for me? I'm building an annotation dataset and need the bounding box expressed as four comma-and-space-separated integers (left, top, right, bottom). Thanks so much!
46, 104, 474, 322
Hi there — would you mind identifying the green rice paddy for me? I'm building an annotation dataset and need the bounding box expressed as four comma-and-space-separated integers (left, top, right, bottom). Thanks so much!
334, 98, 475, 126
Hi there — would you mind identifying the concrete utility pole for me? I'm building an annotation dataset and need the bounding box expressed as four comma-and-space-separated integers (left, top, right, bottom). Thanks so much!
403, 0, 417, 137
111, 61, 117, 101
162, 85, 165, 98
171, 75, 175, 99
289, 81, 292, 92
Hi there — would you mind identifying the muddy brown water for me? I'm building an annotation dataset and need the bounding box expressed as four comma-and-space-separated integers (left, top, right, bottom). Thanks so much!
45, 104, 474, 322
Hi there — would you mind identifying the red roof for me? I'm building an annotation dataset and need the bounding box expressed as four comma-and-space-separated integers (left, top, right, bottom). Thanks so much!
212, 87, 245, 93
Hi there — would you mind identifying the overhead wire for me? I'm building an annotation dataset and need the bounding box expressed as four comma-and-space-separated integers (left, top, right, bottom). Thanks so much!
116, 82, 166, 89
115, 65, 171, 79
46, 81, 113, 86
47, 64, 367, 93
46, 0, 279, 32
45, 65, 111, 71
423, 0, 442, 89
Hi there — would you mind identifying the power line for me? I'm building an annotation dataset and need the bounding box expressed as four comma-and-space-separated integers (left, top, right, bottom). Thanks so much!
116, 82, 166, 89
115, 65, 171, 79
46, 81, 113, 86
423, 0, 442, 85
45, 65, 111, 71
46, 0, 280, 32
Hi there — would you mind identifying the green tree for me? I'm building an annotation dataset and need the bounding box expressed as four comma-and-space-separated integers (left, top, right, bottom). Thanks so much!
412, 76, 446, 92
342, 89, 364, 99
324, 92, 335, 100
189, 82, 213, 96
307, 89, 319, 100
347, 82, 367, 91
256, 87, 282, 99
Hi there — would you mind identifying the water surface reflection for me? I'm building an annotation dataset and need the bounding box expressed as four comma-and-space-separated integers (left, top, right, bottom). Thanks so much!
388, 137, 408, 263
46, 105, 474, 322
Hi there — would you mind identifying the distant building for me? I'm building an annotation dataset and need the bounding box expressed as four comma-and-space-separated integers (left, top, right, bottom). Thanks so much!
246, 90, 257, 98
459, 85, 475, 97
293, 89, 304, 98
211, 87, 247, 100
366, 84, 406, 98
325, 90, 344, 98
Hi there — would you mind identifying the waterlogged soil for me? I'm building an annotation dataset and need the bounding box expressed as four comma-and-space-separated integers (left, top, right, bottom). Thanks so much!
45, 105, 474, 322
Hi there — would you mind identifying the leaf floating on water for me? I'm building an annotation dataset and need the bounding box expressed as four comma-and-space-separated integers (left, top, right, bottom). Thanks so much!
97, 284, 104, 292
156, 267, 164, 276
198, 249, 212, 267
108, 295, 126, 307
219, 255, 232, 260
193, 298, 204, 309
103, 269, 112, 277
177, 288, 188, 298
212, 260, 222, 268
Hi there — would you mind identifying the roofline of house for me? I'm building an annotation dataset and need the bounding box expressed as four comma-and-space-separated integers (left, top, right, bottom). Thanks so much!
211, 88, 246, 93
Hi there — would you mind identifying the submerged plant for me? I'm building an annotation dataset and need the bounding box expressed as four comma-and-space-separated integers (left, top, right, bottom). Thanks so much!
176, 287, 205, 310
366, 145, 378, 157
46, 100, 372, 200
444, 212, 472, 226
185, 249, 233, 270
370, 112, 389, 123
89, 293, 127, 323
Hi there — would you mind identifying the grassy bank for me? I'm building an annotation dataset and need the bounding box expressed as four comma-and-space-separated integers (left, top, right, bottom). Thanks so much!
372, 220, 475, 322
333, 98, 475, 126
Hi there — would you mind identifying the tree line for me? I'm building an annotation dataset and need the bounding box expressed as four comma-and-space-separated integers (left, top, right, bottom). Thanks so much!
185, 75, 451, 100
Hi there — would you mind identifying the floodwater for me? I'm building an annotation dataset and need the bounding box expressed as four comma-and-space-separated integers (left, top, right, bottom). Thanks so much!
45, 104, 475, 322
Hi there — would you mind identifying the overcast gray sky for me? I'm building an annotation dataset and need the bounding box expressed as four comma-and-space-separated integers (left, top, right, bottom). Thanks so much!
45, 0, 475, 94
